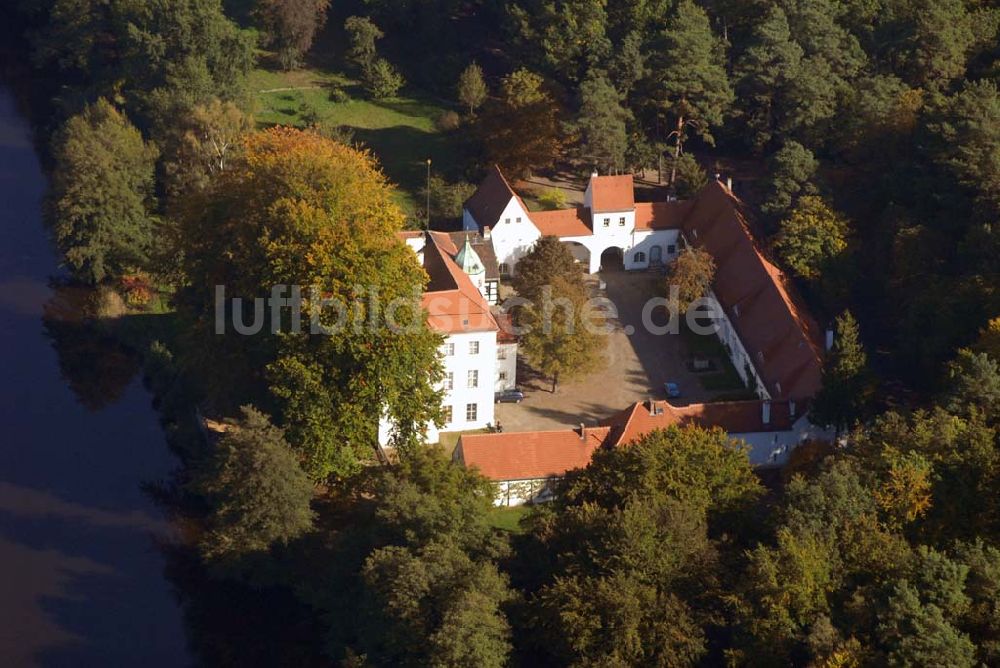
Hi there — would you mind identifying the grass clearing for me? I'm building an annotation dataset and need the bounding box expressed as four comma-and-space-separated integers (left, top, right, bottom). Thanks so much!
248, 64, 463, 215
487, 505, 531, 533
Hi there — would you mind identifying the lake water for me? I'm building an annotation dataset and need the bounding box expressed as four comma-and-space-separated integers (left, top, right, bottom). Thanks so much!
0, 87, 191, 665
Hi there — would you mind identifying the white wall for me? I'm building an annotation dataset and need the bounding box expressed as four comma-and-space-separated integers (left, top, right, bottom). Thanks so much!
494, 477, 557, 506
476, 198, 540, 275
625, 230, 680, 269
495, 342, 518, 391
438, 330, 497, 432
705, 290, 769, 399
734, 414, 836, 467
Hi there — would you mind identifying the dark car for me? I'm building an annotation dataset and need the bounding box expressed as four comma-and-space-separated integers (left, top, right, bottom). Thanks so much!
495, 388, 525, 403
664, 381, 681, 399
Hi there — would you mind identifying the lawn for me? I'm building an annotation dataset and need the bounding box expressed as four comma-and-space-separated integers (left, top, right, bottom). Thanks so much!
248, 65, 462, 215
487, 505, 531, 533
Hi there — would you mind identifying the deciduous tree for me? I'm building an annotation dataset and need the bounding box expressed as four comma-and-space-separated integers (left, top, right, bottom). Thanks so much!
193, 405, 315, 563
479, 69, 563, 178
667, 246, 715, 313
176, 127, 443, 481
255, 0, 331, 70
775, 195, 849, 280
510, 235, 581, 304
457, 62, 487, 115
519, 276, 604, 393
48, 98, 159, 284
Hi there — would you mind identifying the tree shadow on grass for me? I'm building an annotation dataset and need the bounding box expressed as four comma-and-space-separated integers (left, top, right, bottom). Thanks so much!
352, 125, 460, 195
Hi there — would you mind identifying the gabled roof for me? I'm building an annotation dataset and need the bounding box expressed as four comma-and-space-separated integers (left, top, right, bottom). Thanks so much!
456, 427, 611, 481
530, 207, 592, 237
419, 231, 498, 334
590, 174, 635, 212
682, 182, 823, 399
463, 165, 524, 229
602, 399, 796, 448
634, 201, 691, 230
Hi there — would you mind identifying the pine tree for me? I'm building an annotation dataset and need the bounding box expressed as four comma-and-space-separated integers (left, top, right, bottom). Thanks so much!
576, 70, 630, 173
811, 311, 868, 434
653, 0, 732, 185
734, 5, 802, 152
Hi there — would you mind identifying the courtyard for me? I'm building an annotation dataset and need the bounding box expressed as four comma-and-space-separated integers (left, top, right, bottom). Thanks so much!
494, 270, 754, 433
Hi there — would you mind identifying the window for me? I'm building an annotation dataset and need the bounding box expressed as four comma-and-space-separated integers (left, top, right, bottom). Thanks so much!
499, 262, 510, 276
498, 371, 508, 381
504, 217, 511, 224
443, 372, 453, 390
603, 217, 610, 227
467, 370, 479, 388
619, 216, 626, 226
469, 341, 480, 355
633, 251, 646, 263
485, 282, 496, 301
466, 403, 478, 421
516, 217, 522, 223
444, 342, 455, 356
442, 405, 453, 423
497, 347, 507, 360
667, 243, 676, 254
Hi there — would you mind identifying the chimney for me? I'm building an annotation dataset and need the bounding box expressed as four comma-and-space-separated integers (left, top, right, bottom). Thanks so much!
762, 400, 771, 425
648, 398, 656, 416
726, 176, 733, 191
578, 423, 586, 440
789, 399, 797, 418
591, 169, 599, 178
483, 225, 491, 240
825, 328, 835, 351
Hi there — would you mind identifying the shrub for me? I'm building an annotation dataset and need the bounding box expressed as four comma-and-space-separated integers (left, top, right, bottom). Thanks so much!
120, 272, 152, 308
536, 187, 568, 211
435, 110, 461, 132
329, 87, 350, 103
89, 285, 126, 320
364, 58, 404, 99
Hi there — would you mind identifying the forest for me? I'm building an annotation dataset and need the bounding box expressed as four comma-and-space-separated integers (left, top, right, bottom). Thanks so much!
4, 0, 1000, 665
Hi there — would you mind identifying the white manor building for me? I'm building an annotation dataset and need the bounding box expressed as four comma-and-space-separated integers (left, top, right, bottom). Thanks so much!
452, 167, 833, 503
379, 229, 514, 447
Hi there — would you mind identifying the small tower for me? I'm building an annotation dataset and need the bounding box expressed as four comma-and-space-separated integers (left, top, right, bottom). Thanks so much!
454, 235, 487, 296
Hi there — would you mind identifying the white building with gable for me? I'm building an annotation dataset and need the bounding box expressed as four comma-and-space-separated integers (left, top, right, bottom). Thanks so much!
380, 229, 515, 447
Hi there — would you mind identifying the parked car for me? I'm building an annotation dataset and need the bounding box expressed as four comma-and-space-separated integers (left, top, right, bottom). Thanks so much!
495, 388, 525, 403
664, 381, 681, 399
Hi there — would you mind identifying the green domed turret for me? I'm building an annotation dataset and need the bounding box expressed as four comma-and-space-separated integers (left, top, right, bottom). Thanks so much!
455, 235, 485, 278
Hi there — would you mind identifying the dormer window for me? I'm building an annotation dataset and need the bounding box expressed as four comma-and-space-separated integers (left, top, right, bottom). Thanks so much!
619, 216, 626, 226
603, 217, 610, 227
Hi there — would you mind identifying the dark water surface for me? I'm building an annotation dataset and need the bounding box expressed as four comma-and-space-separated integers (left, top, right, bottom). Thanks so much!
0, 87, 191, 666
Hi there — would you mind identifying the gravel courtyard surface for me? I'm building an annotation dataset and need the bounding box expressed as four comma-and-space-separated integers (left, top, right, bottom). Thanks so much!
495, 271, 719, 433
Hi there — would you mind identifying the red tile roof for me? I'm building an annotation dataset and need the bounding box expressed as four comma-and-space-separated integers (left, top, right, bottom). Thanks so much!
456, 427, 611, 481
590, 174, 635, 212
463, 165, 525, 229
457, 397, 803, 481
634, 201, 691, 230
530, 207, 592, 237
419, 231, 498, 334
681, 182, 823, 399
602, 399, 796, 448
